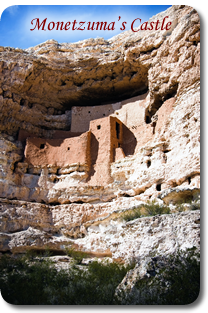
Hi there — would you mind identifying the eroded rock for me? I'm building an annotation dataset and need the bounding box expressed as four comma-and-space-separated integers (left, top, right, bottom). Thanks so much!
0, 5, 200, 260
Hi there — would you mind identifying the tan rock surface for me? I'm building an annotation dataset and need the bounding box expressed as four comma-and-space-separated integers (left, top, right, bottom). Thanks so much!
0, 197, 200, 260
0, 6, 199, 136
0, 5, 200, 260
75, 210, 200, 262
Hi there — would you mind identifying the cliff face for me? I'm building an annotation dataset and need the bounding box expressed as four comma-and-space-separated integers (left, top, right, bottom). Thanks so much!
0, 5, 200, 260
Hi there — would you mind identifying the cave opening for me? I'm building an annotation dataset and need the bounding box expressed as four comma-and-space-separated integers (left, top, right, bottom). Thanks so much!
188, 177, 191, 184
20, 99, 25, 106
147, 160, 151, 168
145, 115, 151, 124
156, 183, 161, 191
152, 122, 156, 134
123, 193, 131, 197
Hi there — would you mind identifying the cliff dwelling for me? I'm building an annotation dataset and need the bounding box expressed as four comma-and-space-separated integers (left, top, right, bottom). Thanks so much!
17, 92, 177, 189
0, 5, 200, 273
0, 5, 200, 207
24, 115, 124, 185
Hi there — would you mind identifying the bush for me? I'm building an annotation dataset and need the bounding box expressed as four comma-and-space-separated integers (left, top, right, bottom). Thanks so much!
158, 248, 200, 305
174, 198, 200, 213
0, 252, 131, 305
0, 253, 58, 304
117, 248, 200, 305
0, 247, 200, 305
121, 201, 170, 222
65, 247, 89, 264
121, 206, 142, 222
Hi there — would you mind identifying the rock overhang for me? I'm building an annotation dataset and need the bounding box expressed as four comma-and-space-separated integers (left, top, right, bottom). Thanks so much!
0, 5, 200, 265
0, 7, 200, 189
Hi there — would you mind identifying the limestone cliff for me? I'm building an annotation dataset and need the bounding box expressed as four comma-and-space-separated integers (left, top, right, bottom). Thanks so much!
0, 5, 200, 261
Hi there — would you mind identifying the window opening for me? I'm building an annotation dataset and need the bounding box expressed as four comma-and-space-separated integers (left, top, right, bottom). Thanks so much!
116, 122, 120, 139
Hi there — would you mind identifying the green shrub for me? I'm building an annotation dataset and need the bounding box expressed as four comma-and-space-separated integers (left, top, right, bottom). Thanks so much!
118, 248, 200, 305
0, 253, 58, 305
121, 206, 142, 222
0, 252, 131, 305
0, 247, 200, 305
144, 200, 170, 216
121, 201, 170, 222
159, 248, 200, 305
120, 197, 200, 222
65, 247, 89, 264
175, 199, 200, 212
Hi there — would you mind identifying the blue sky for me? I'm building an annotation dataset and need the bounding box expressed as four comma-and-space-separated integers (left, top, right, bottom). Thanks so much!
0, 5, 172, 49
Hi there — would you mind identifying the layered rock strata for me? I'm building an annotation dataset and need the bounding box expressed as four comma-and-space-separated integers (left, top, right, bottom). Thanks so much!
0, 5, 200, 259
0, 198, 200, 261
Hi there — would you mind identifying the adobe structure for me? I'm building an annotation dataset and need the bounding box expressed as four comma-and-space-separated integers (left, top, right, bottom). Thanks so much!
0, 6, 200, 263
21, 90, 176, 187
23, 115, 124, 185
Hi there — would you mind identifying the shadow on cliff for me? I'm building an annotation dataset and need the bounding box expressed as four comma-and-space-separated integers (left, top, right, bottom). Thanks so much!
122, 124, 137, 156
86, 133, 99, 182
86, 124, 136, 183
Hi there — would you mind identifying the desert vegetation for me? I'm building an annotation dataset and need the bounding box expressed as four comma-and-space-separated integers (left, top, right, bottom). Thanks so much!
0, 247, 200, 305
120, 198, 200, 222
116, 247, 200, 305
0, 251, 131, 305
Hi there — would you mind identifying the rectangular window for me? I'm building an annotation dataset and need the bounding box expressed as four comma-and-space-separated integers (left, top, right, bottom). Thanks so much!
116, 122, 120, 139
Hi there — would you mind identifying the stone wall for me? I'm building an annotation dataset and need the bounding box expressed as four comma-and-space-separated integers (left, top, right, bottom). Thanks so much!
71, 102, 122, 133
24, 132, 91, 168
88, 116, 123, 185
21, 115, 124, 186
0, 5, 200, 260
70, 93, 149, 133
